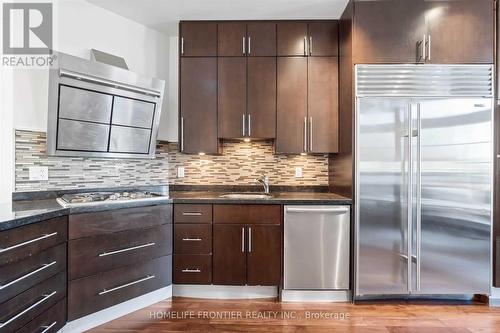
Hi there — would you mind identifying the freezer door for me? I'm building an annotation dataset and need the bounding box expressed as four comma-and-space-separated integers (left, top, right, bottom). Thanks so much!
415, 98, 492, 294
356, 98, 412, 296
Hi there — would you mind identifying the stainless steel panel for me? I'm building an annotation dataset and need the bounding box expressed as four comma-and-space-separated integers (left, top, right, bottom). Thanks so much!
111, 97, 155, 128
57, 119, 109, 152
356, 65, 493, 97
356, 98, 411, 296
415, 98, 492, 294
59, 85, 112, 123
109, 126, 151, 154
284, 205, 350, 290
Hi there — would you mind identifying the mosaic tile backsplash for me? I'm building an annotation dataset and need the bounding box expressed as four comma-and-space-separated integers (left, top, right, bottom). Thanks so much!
15, 130, 329, 192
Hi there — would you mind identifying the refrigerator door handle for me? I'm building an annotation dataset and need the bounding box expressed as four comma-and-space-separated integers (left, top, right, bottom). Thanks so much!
406, 103, 413, 294
415, 103, 422, 292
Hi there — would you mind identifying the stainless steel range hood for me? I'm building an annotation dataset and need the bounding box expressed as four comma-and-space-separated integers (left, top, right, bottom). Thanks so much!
47, 51, 165, 159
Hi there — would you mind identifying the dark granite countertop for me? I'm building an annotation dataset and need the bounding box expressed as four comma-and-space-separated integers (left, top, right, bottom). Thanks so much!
3, 187, 351, 232
169, 191, 352, 205
0, 199, 69, 232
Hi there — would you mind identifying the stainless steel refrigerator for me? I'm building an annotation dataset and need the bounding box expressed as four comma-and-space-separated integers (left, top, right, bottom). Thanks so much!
354, 65, 494, 298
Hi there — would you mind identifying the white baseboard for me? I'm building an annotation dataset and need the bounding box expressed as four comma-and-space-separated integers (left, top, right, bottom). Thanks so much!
61, 285, 172, 333
173, 284, 278, 299
490, 287, 500, 306
280, 290, 350, 302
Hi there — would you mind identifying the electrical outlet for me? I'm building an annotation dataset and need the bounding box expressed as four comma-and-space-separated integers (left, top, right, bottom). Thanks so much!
295, 167, 303, 178
29, 166, 48, 181
177, 166, 185, 178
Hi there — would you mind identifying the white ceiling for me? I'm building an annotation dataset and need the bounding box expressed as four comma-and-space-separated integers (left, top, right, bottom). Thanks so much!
85, 0, 349, 34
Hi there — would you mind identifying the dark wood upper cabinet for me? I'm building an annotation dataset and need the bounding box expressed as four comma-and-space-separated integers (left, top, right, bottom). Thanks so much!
276, 57, 308, 154
308, 57, 339, 154
213, 224, 246, 285
424, 0, 494, 64
246, 225, 281, 286
218, 22, 247, 56
247, 22, 277, 56
180, 58, 218, 154
353, 0, 426, 64
218, 57, 247, 139
180, 22, 217, 57
308, 21, 339, 56
247, 57, 276, 139
277, 22, 308, 56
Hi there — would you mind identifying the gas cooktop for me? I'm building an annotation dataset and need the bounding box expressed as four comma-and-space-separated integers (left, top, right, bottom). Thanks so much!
56, 191, 168, 208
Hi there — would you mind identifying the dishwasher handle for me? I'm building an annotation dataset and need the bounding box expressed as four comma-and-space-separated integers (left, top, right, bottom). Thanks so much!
285, 207, 349, 214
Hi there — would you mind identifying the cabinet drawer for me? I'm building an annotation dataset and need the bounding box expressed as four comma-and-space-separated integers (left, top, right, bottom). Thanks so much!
68, 255, 171, 320
0, 217, 67, 266
173, 254, 212, 284
174, 224, 211, 254
0, 272, 66, 333
1, 243, 66, 304
174, 204, 212, 224
16, 299, 66, 333
69, 224, 172, 280
69, 204, 172, 239
213, 205, 281, 225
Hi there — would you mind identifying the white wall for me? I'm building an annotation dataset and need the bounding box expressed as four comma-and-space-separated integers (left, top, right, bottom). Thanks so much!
13, 0, 178, 141
0, 69, 14, 203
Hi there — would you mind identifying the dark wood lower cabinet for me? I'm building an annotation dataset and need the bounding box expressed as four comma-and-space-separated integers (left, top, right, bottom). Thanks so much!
247, 225, 281, 286
16, 299, 66, 333
173, 254, 212, 284
213, 224, 247, 285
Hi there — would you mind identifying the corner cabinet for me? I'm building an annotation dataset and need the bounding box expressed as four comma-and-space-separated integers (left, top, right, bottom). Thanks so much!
352, 0, 494, 64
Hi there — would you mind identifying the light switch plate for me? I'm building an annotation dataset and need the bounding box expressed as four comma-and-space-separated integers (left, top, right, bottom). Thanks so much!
295, 167, 303, 178
29, 166, 49, 181
177, 166, 185, 178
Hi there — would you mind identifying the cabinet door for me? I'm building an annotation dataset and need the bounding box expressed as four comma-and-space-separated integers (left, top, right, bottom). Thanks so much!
277, 22, 308, 56
213, 225, 246, 285
308, 57, 339, 153
247, 22, 276, 56
276, 57, 308, 154
308, 21, 338, 56
425, 0, 494, 64
180, 58, 218, 154
218, 22, 247, 57
247, 225, 281, 286
180, 22, 217, 57
353, 0, 426, 64
247, 57, 276, 139
218, 57, 247, 138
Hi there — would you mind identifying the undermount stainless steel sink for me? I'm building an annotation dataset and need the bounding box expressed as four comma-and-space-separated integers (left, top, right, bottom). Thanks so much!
219, 192, 273, 199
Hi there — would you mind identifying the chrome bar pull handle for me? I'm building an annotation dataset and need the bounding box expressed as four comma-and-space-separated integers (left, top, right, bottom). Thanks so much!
0, 291, 57, 328
241, 227, 245, 252
98, 242, 155, 257
309, 36, 313, 55
421, 35, 426, 63
242, 114, 246, 136
426, 35, 431, 62
182, 212, 202, 216
303, 117, 308, 152
416, 103, 422, 291
243, 37, 246, 55
40, 321, 57, 333
248, 114, 251, 137
303, 37, 307, 56
181, 117, 185, 151
309, 117, 313, 152
0, 232, 57, 254
406, 103, 413, 294
99, 275, 155, 295
182, 268, 201, 273
248, 227, 252, 253
0, 261, 57, 290
248, 37, 251, 55
181, 37, 185, 55
182, 238, 202, 242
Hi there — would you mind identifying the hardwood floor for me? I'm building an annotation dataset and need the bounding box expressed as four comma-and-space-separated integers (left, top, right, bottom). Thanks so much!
88, 297, 500, 333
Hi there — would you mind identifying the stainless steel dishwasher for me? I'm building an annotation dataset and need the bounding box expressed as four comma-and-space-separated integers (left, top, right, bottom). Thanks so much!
284, 205, 350, 290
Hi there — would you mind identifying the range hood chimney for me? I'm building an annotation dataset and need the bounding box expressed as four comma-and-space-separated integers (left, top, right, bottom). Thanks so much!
90, 48, 129, 70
